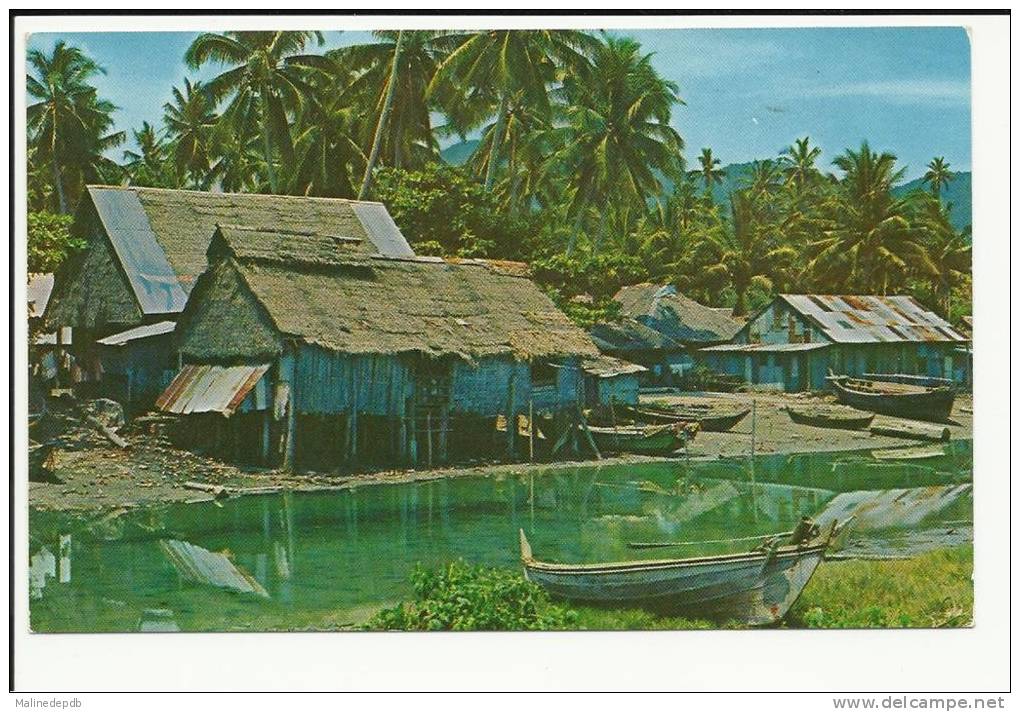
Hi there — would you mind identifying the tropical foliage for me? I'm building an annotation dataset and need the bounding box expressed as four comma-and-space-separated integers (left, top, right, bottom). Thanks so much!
25, 31, 971, 325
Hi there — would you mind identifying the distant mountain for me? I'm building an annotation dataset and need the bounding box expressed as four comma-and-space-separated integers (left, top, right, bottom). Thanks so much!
439, 140, 972, 231
440, 139, 479, 166
892, 172, 972, 232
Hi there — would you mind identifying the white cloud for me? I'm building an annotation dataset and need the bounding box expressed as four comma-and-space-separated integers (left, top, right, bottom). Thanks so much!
801, 79, 970, 104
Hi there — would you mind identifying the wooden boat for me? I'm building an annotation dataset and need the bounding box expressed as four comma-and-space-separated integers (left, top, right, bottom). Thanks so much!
784, 404, 875, 431
827, 375, 956, 422
520, 519, 837, 625
872, 445, 946, 461
585, 423, 693, 456
619, 403, 751, 432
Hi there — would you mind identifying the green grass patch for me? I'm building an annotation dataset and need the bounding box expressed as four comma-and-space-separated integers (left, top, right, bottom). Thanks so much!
786, 545, 973, 628
363, 546, 973, 631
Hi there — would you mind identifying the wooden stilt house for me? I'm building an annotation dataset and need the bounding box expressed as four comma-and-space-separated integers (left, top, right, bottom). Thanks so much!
157, 225, 598, 470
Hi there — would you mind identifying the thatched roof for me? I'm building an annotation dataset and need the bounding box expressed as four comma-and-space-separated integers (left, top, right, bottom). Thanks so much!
589, 318, 683, 354
614, 283, 741, 344
181, 225, 598, 362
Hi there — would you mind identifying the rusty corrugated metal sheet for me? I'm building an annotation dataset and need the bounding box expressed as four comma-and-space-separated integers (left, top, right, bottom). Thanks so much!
781, 294, 967, 344
156, 364, 269, 416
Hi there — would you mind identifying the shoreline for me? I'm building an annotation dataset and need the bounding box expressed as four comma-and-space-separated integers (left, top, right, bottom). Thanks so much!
29, 391, 973, 514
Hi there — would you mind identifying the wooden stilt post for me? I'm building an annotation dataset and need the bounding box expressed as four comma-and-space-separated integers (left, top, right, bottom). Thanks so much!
505, 370, 517, 460
409, 400, 418, 465
261, 410, 271, 465
438, 404, 449, 463
528, 399, 535, 462
426, 412, 433, 468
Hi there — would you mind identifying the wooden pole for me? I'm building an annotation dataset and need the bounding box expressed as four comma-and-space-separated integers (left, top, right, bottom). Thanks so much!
426, 411, 433, 468
528, 399, 535, 462
505, 370, 517, 459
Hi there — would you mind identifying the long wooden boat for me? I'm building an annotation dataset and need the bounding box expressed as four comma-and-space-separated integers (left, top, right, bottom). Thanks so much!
871, 445, 946, 461
586, 423, 692, 456
520, 519, 837, 625
785, 404, 875, 431
827, 375, 956, 422
619, 403, 751, 432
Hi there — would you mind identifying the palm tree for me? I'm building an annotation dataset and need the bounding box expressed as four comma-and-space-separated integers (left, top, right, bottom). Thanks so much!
285, 80, 366, 198
552, 34, 684, 253
27, 41, 125, 212
780, 136, 822, 192
184, 31, 326, 193
357, 30, 403, 199
429, 30, 599, 190
742, 159, 783, 202
207, 131, 264, 193
922, 156, 954, 198
916, 192, 971, 318
332, 30, 448, 179
697, 148, 726, 203
163, 78, 217, 188
123, 122, 172, 187
695, 190, 798, 316
805, 142, 936, 294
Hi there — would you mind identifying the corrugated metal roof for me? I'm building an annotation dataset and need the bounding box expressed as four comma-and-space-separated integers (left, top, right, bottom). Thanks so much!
699, 342, 830, 353
27, 273, 54, 317
780, 295, 967, 344
96, 320, 176, 347
90, 187, 189, 315
352, 202, 415, 258
156, 364, 269, 416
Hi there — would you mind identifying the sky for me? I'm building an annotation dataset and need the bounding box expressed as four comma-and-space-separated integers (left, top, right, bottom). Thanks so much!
25, 26, 971, 181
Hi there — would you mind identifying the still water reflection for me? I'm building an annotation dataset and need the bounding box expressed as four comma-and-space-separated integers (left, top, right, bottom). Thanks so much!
29, 442, 972, 632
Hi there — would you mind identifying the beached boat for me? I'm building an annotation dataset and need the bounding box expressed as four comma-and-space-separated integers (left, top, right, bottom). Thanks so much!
871, 445, 946, 461
519, 519, 837, 625
785, 404, 875, 431
586, 423, 693, 456
618, 403, 751, 432
827, 375, 956, 422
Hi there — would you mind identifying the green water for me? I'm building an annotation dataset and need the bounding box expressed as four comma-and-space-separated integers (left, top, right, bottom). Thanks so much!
29, 441, 972, 632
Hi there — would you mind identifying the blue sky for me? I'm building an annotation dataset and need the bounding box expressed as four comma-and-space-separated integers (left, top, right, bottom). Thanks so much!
26, 26, 971, 180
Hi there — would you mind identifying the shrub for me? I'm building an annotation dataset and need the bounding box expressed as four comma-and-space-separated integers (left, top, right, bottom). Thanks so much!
364, 561, 578, 631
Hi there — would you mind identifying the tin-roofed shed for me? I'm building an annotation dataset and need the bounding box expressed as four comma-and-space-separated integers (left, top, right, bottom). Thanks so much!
696, 294, 969, 391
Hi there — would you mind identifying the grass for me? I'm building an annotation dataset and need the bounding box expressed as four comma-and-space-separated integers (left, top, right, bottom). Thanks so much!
786, 545, 973, 628
363, 545, 974, 631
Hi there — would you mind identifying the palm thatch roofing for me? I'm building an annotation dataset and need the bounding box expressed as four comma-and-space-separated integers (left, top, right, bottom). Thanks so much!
46, 186, 414, 327
178, 225, 598, 363
613, 283, 742, 344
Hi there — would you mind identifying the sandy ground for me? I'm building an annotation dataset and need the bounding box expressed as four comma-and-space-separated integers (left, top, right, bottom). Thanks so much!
28, 391, 972, 514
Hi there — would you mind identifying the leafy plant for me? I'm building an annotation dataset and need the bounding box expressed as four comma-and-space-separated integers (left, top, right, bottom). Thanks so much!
364, 561, 578, 631
28, 211, 82, 273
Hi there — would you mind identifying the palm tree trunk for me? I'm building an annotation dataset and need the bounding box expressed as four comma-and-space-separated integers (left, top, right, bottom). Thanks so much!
50, 158, 68, 214
566, 183, 595, 256
359, 31, 404, 200
261, 93, 278, 194
483, 92, 509, 191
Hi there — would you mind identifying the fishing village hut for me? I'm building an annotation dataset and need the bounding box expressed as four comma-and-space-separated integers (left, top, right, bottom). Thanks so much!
589, 284, 740, 384
156, 224, 599, 471
42, 186, 414, 409
697, 294, 970, 392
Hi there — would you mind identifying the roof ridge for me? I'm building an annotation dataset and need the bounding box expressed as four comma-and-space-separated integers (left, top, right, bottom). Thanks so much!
86, 184, 387, 207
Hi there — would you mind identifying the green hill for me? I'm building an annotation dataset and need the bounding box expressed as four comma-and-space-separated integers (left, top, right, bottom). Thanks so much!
440, 139, 480, 166
892, 172, 972, 231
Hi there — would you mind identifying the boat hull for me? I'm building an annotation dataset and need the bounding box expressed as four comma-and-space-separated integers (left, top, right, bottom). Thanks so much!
621, 404, 750, 432
785, 405, 875, 431
829, 377, 956, 422
524, 544, 828, 626
587, 425, 686, 455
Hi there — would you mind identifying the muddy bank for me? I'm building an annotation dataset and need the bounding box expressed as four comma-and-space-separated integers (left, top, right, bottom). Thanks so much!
28, 391, 973, 514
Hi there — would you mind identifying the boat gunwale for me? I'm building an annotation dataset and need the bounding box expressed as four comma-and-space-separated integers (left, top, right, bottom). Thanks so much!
521, 541, 830, 575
